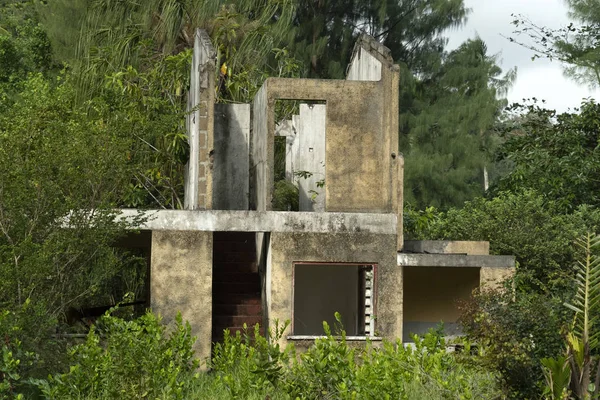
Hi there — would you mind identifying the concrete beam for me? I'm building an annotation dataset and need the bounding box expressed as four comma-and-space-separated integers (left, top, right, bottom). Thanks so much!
118, 209, 397, 234
397, 253, 515, 268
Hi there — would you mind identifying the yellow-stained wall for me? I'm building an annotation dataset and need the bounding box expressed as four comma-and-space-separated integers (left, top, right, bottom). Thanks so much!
403, 267, 479, 323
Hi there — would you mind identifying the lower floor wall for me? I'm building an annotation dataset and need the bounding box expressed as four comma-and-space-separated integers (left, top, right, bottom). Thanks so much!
151, 231, 213, 366
267, 231, 402, 347
146, 230, 514, 364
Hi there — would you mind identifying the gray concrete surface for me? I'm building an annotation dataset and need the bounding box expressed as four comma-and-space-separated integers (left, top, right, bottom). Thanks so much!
213, 104, 250, 210
117, 209, 397, 234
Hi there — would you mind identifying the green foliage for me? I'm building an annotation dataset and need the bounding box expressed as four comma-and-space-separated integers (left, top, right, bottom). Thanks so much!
209, 317, 501, 400
210, 321, 291, 398
0, 306, 37, 399
541, 355, 571, 400
38, 312, 199, 400
510, 1, 600, 88
0, 73, 145, 317
459, 289, 567, 399
272, 180, 299, 211
496, 100, 600, 211
562, 233, 600, 399
403, 38, 514, 209
411, 190, 598, 293
291, 0, 468, 78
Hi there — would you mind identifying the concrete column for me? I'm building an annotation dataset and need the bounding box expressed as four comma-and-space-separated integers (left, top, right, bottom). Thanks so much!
185, 29, 215, 210
150, 231, 213, 366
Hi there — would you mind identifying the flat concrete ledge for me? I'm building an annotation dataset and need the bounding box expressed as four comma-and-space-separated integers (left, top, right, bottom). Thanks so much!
287, 335, 383, 341
397, 253, 515, 268
117, 209, 397, 234
403, 240, 489, 255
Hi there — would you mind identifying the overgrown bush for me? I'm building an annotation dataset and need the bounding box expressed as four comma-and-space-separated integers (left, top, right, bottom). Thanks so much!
38, 312, 199, 400
209, 315, 502, 400
406, 190, 599, 293
459, 288, 568, 399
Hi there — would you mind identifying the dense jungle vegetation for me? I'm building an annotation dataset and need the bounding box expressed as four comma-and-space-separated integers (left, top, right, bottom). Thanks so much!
1, 0, 600, 398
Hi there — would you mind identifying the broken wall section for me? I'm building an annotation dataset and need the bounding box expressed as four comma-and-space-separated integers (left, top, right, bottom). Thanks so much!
184, 29, 215, 210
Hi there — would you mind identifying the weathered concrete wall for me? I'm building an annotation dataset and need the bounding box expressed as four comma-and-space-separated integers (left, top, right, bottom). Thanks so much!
251, 84, 268, 211
397, 155, 404, 250
150, 231, 213, 365
257, 78, 396, 213
346, 45, 383, 81
213, 104, 250, 210
397, 253, 515, 268
268, 232, 401, 346
403, 241, 490, 255
403, 266, 479, 323
296, 104, 326, 212
480, 267, 514, 290
248, 34, 400, 217
185, 29, 215, 210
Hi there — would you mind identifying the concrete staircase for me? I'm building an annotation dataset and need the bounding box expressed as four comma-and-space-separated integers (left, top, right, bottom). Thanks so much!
212, 232, 263, 343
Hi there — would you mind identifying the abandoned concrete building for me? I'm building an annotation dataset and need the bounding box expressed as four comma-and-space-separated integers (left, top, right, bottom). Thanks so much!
119, 30, 515, 363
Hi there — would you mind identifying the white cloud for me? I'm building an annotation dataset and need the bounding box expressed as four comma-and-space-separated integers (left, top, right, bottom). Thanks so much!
445, 0, 600, 112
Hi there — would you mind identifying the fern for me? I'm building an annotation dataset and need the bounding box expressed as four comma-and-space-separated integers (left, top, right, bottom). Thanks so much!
563, 233, 600, 399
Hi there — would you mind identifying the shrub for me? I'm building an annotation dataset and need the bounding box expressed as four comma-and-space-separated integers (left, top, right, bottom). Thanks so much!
459, 289, 567, 398
38, 311, 199, 400
209, 315, 502, 400
408, 190, 598, 293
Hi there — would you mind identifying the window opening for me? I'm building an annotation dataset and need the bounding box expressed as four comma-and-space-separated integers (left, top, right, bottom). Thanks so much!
273, 100, 326, 212
292, 263, 375, 337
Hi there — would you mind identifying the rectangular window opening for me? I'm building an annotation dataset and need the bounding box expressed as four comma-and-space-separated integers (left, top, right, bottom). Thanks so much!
291, 263, 377, 339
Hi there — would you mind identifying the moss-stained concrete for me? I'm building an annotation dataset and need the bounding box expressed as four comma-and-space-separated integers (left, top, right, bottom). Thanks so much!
480, 266, 514, 290
268, 231, 401, 347
150, 231, 213, 366
250, 34, 400, 216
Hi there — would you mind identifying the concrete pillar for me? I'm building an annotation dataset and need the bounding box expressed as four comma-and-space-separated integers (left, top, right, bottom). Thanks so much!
185, 29, 215, 210
150, 231, 213, 366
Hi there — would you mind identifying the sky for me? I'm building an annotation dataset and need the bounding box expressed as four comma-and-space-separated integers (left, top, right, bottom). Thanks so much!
446, 0, 600, 113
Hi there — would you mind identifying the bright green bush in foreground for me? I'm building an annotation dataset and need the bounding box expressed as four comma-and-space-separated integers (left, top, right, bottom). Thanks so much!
25, 312, 502, 399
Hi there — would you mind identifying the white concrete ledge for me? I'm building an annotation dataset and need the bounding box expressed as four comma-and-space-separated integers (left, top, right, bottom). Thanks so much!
397, 253, 515, 268
117, 209, 397, 234
287, 335, 383, 341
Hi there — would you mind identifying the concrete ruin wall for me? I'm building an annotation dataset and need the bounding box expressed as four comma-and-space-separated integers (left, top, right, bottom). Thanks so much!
213, 104, 250, 210
184, 29, 215, 210
267, 231, 402, 347
250, 84, 269, 211
150, 231, 213, 364
296, 104, 326, 212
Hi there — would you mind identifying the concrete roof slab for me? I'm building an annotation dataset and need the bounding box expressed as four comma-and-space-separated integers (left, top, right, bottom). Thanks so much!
397, 253, 515, 269
117, 209, 397, 234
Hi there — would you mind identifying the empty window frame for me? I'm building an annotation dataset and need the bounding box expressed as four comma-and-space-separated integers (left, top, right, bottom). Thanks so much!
292, 263, 376, 337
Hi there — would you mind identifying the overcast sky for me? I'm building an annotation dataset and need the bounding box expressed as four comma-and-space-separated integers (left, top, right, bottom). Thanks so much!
446, 0, 600, 112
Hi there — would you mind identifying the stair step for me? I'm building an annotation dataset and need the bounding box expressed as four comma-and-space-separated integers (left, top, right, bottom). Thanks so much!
213, 325, 265, 340
213, 282, 260, 294
213, 261, 258, 273
213, 294, 261, 305
214, 315, 262, 327
214, 251, 256, 263
214, 304, 262, 316
214, 232, 255, 242
213, 273, 260, 284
